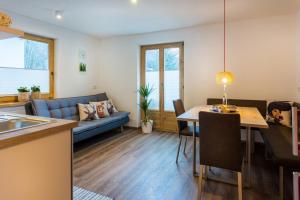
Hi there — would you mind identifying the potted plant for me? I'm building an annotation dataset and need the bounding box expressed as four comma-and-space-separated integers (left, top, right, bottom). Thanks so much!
138, 84, 154, 133
17, 87, 30, 102
31, 85, 41, 99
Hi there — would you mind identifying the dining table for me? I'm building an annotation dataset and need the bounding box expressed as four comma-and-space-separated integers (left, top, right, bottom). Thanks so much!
177, 105, 268, 186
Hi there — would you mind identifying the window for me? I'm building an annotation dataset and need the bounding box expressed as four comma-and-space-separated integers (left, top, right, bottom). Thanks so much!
0, 33, 54, 102
145, 49, 160, 110
141, 42, 184, 132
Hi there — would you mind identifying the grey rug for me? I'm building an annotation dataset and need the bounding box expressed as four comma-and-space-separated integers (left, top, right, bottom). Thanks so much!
73, 186, 112, 200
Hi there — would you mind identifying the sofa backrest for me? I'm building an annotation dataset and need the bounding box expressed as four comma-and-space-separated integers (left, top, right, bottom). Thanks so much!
30, 93, 108, 120
207, 98, 267, 117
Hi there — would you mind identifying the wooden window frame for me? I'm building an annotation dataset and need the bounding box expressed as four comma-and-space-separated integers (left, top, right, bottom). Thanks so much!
140, 42, 184, 132
0, 33, 55, 103
140, 42, 184, 111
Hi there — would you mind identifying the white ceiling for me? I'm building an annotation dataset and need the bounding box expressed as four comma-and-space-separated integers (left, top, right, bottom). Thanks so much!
0, 0, 300, 38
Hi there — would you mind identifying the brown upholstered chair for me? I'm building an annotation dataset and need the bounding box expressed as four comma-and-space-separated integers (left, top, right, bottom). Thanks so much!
173, 99, 200, 163
198, 112, 243, 200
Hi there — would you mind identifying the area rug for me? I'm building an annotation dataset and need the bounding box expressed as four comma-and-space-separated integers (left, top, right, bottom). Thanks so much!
73, 186, 113, 200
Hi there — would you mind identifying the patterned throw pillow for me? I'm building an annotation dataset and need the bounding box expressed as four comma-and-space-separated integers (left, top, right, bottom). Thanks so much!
106, 99, 118, 115
78, 103, 97, 121
90, 101, 110, 118
266, 101, 292, 127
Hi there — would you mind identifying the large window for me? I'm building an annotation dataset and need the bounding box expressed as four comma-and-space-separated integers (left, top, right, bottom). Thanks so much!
141, 42, 184, 132
0, 33, 54, 102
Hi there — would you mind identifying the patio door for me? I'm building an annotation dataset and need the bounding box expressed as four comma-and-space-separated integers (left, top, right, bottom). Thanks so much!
141, 42, 184, 132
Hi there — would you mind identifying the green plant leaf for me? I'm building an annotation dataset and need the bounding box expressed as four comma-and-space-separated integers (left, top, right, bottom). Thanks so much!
138, 84, 154, 123
17, 86, 30, 92
31, 85, 40, 92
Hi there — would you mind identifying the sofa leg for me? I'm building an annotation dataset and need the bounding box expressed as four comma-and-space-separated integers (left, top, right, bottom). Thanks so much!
120, 126, 124, 133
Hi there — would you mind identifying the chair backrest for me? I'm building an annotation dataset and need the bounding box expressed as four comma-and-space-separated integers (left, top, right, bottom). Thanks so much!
207, 98, 267, 117
199, 111, 242, 172
292, 107, 299, 156
173, 99, 188, 131
294, 102, 300, 128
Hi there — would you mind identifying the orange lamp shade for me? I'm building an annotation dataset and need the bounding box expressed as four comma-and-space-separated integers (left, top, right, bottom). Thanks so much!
216, 71, 234, 85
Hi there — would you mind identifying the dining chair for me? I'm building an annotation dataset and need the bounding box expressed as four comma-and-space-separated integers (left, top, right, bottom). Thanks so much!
198, 112, 243, 200
173, 99, 200, 163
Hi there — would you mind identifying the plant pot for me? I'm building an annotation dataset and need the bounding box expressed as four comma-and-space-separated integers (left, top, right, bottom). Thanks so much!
18, 92, 30, 102
31, 91, 41, 99
141, 120, 153, 133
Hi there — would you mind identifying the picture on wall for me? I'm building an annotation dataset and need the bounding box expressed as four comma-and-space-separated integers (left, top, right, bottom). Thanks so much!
79, 49, 87, 72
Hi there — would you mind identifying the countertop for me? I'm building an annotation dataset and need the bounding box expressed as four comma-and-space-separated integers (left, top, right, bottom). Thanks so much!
0, 112, 78, 150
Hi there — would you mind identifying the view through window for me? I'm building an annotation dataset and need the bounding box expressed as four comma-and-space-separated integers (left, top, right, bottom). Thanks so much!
0, 34, 54, 97
141, 42, 183, 132
145, 47, 180, 111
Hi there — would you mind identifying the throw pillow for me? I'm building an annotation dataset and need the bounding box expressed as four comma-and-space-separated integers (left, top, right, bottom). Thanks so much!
106, 99, 118, 115
78, 103, 97, 121
267, 101, 292, 127
90, 101, 110, 118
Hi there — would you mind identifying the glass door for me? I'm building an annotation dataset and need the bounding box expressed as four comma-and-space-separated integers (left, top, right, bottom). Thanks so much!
141, 42, 184, 132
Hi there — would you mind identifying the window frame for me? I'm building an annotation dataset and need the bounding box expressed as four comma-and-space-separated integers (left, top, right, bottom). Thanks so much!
0, 33, 55, 103
140, 42, 184, 132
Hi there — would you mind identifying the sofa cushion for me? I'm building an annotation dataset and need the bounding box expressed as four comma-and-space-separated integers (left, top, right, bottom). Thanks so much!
73, 111, 130, 134
106, 99, 118, 114
260, 123, 300, 169
90, 101, 110, 118
78, 103, 97, 121
266, 101, 292, 127
31, 93, 108, 120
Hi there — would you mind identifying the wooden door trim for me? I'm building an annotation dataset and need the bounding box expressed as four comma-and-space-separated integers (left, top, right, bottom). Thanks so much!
140, 42, 184, 132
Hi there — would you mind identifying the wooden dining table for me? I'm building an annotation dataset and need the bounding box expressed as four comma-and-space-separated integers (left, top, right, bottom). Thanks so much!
177, 105, 268, 186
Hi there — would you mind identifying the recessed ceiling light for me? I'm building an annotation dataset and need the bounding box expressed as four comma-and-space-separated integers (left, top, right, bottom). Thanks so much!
131, 0, 138, 5
55, 10, 63, 20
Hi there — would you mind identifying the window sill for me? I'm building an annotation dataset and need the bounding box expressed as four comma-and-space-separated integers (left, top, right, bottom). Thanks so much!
0, 102, 27, 108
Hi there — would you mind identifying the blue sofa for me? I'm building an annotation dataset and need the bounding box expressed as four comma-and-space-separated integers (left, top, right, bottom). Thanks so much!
25, 93, 130, 143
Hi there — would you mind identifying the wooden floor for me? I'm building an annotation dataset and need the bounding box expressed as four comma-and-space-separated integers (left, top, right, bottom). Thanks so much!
73, 128, 278, 200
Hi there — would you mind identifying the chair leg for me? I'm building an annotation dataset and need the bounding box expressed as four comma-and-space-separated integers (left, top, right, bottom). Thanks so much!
183, 137, 187, 154
198, 165, 204, 200
279, 166, 284, 200
176, 136, 183, 163
204, 166, 208, 180
238, 172, 243, 200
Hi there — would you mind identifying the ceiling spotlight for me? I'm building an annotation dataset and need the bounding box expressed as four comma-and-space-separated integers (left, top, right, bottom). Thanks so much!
55, 10, 63, 20
131, 0, 138, 5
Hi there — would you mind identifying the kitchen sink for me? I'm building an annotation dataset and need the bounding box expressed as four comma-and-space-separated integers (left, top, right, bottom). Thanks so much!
0, 114, 53, 134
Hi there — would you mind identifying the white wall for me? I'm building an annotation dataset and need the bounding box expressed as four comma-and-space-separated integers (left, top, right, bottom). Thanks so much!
98, 14, 298, 127
4, 11, 298, 126
2, 10, 101, 98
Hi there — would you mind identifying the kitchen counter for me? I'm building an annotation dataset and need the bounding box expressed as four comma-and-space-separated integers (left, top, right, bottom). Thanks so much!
0, 112, 78, 150
0, 112, 78, 200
